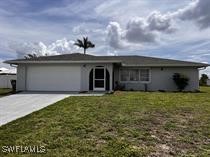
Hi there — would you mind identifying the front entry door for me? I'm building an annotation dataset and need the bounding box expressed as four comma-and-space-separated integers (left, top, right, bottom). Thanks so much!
93, 67, 105, 91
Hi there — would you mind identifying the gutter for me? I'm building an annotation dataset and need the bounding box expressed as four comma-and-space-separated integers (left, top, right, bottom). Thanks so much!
121, 63, 210, 68
4, 60, 210, 68
10, 64, 17, 68
198, 67, 207, 70
4, 60, 122, 64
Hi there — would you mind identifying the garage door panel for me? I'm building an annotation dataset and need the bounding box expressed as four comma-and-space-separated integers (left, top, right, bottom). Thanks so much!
27, 65, 81, 91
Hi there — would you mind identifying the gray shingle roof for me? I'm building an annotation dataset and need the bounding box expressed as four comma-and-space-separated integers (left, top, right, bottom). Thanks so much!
4, 53, 209, 67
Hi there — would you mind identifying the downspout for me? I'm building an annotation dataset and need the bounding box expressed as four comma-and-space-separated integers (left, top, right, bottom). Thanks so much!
9, 64, 17, 91
199, 67, 206, 70
10, 64, 17, 68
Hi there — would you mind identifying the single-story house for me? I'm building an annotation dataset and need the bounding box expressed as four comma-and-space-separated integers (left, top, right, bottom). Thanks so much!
4, 53, 209, 92
0, 67, 8, 72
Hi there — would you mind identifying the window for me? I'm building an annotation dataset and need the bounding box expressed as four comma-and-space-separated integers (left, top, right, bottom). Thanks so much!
130, 69, 139, 81
120, 69, 150, 82
120, 69, 129, 81
140, 69, 149, 82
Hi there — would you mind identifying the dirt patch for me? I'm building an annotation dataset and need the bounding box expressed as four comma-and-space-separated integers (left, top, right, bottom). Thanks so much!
149, 144, 175, 157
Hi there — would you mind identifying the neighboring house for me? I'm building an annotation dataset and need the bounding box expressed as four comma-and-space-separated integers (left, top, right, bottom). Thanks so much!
207, 79, 210, 86
4, 53, 209, 92
0, 68, 17, 88
0, 67, 8, 72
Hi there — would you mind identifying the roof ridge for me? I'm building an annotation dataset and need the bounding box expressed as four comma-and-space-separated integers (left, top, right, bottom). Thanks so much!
39, 52, 94, 57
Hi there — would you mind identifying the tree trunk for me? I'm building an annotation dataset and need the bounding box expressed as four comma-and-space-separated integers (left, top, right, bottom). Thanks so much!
84, 48, 86, 54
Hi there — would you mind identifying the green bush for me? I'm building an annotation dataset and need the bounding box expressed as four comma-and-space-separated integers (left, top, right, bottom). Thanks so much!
114, 81, 125, 91
199, 74, 208, 86
173, 73, 189, 91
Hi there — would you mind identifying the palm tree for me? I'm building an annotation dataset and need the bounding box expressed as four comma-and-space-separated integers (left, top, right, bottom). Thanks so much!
74, 37, 95, 54
24, 53, 38, 59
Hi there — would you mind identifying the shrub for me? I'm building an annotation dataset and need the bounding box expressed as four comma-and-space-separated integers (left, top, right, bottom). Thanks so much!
114, 81, 125, 91
173, 73, 189, 91
199, 74, 208, 86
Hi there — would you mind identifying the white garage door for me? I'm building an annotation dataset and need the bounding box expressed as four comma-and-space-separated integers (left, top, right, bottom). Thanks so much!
26, 65, 81, 91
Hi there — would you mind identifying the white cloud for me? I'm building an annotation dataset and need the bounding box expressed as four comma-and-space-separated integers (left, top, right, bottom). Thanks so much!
106, 0, 210, 49
0, 59, 16, 70
174, 0, 210, 29
47, 38, 78, 55
107, 50, 118, 56
107, 14, 174, 49
9, 38, 78, 58
200, 67, 210, 77
147, 11, 175, 33
106, 22, 127, 49
95, 0, 161, 23
72, 23, 105, 36
125, 18, 156, 43
72, 25, 90, 34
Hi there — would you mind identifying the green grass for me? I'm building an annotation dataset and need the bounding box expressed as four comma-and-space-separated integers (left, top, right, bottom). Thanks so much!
0, 87, 210, 156
0, 88, 12, 97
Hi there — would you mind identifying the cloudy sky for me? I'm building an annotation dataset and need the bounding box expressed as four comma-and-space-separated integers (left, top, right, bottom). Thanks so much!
0, 0, 210, 75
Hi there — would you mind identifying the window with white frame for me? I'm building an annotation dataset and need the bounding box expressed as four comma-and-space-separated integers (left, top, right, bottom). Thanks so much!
130, 69, 139, 81
140, 69, 150, 82
120, 69, 150, 82
120, 69, 130, 81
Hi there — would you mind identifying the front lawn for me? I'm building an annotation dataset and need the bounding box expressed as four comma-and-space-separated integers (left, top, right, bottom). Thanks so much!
0, 87, 210, 156
0, 88, 12, 97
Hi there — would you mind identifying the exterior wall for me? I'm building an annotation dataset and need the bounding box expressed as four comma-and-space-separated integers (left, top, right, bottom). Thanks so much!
16, 64, 26, 91
114, 67, 199, 91
81, 63, 113, 91
0, 75, 16, 88
113, 65, 120, 88
26, 64, 81, 91
16, 63, 113, 92
149, 67, 199, 91
16, 63, 199, 92
207, 79, 210, 86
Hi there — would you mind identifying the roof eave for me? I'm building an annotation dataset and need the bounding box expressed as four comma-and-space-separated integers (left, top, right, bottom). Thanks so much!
4, 60, 209, 68
4, 60, 122, 64
121, 63, 210, 68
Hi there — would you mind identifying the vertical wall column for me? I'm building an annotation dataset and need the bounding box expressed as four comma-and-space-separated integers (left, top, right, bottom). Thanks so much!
109, 64, 113, 91
16, 64, 27, 91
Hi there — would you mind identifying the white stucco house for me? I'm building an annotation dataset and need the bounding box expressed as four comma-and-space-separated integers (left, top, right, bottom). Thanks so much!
0, 68, 16, 88
4, 53, 209, 92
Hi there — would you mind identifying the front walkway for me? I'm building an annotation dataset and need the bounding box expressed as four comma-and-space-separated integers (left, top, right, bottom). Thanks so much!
0, 92, 104, 126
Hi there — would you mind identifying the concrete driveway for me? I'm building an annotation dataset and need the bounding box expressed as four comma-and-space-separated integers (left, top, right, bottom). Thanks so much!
0, 92, 104, 126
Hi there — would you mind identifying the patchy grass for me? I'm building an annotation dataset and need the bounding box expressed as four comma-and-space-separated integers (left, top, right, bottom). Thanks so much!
0, 88, 12, 97
0, 87, 210, 156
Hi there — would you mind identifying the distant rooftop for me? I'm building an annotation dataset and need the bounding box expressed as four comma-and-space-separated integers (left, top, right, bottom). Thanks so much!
0, 67, 8, 71
0, 68, 16, 74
